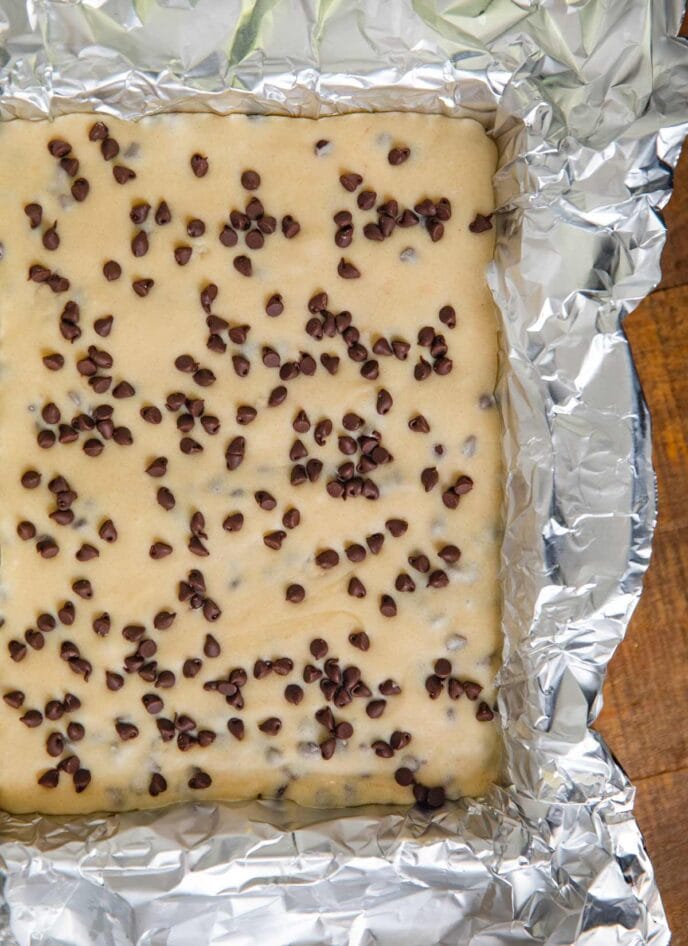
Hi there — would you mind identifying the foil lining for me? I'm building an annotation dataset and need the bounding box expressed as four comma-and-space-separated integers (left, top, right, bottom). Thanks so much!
0, 0, 686, 943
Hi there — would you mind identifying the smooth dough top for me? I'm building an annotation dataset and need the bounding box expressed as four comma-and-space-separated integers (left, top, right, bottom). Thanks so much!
0, 112, 501, 814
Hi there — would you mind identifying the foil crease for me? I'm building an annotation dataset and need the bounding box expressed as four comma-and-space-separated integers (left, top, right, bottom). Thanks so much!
0, 0, 686, 943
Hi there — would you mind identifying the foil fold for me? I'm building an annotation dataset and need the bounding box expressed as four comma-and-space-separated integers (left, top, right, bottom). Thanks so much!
0, 0, 687, 943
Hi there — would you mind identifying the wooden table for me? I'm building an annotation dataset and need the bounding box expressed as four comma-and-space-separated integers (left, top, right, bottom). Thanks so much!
595, 34, 688, 940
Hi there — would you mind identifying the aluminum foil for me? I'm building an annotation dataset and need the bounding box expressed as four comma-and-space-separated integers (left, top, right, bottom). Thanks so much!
0, 1, 686, 943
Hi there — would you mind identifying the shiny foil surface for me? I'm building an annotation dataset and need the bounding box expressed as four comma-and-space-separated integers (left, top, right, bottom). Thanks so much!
0, 1, 687, 943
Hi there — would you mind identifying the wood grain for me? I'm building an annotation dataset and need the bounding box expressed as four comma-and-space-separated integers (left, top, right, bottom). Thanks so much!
596, 148, 688, 944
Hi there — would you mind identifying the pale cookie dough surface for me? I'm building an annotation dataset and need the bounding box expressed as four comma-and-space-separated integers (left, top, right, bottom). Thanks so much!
0, 113, 501, 814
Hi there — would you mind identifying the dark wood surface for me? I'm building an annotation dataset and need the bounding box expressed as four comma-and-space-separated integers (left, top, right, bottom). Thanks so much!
595, 25, 688, 939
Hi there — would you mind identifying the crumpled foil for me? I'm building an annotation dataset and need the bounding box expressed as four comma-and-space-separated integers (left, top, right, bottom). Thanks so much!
0, 0, 686, 943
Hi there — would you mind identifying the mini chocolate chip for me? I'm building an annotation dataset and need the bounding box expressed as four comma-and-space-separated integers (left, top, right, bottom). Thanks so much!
188, 770, 212, 790
258, 717, 282, 735
366, 533, 385, 555
434, 357, 453, 375
425, 675, 443, 699
99, 135, 119, 161
223, 512, 244, 533
286, 584, 305, 603
204, 634, 221, 657
131, 230, 149, 258
115, 721, 139, 741
233, 255, 252, 276
132, 278, 154, 297
265, 293, 284, 317
395, 573, 415, 593
103, 260, 122, 281
241, 169, 261, 190
113, 165, 136, 184
20, 709, 43, 726
268, 385, 287, 407
442, 489, 459, 509
347, 577, 366, 598
17, 520, 36, 540
379, 595, 397, 617
388, 146, 410, 165
154, 611, 176, 630
366, 699, 386, 719
340, 173, 363, 192
476, 701, 495, 721
427, 218, 444, 242
438, 544, 461, 564
146, 456, 168, 477
421, 467, 439, 492
469, 213, 493, 233
186, 218, 205, 238
439, 304, 456, 328
25, 202, 43, 228
149, 772, 167, 797
42, 222, 60, 251
281, 215, 300, 239
264, 530, 287, 551
190, 154, 209, 177
106, 671, 124, 691
409, 553, 430, 573
338, 258, 360, 279
174, 246, 192, 266
434, 658, 452, 678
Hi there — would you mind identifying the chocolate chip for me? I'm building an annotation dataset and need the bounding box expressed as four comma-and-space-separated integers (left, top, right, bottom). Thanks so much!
186, 218, 205, 238
131, 230, 149, 257
241, 169, 260, 190
233, 255, 252, 276
16, 519, 35, 541
335, 226, 353, 248
132, 278, 154, 297
150, 541, 173, 560
190, 154, 209, 177
315, 549, 339, 570
115, 720, 139, 741
281, 216, 300, 239
100, 137, 119, 161
442, 489, 459, 509
20, 709, 42, 726
68, 176, 90, 202
425, 675, 444, 699
339, 173, 363, 192
454, 475, 474, 495
218, 512, 245, 537
258, 717, 282, 735
218, 225, 238, 248
76, 543, 99, 562
379, 595, 397, 617
395, 573, 415, 593
391, 339, 410, 360
360, 360, 378, 380
337, 257, 361, 279
147, 772, 167, 797
25, 630, 44, 650
3, 690, 25, 709
286, 584, 305, 603
352, 187, 376, 211
41, 352, 64, 372
25, 202, 43, 229
42, 221, 60, 251
174, 246, 192, 266
469, 213, 493, 233
476, 701, 495, 721
263, 293, 284, 318
268, 385, 287, 407
347, 577, 366, 598
146, 457, 168, 477
314, 139, 330, 154
438, 305, 456, 329
36, 537, 59, 558
427, 218, 444, 242
203, 633, 221, 657
142, 693, 164, 715
188, 770, 212, 790
113, 165, 136, 184
103, 260, 121, 281
409, 553, 430, 573
366, 533, 385, 555
363, 698, 385, 719
434, 356, 453, 375
363, 223, 384, 242
153, 611, 177, 631
58, 601, 75, 625
105, 671, 124, 691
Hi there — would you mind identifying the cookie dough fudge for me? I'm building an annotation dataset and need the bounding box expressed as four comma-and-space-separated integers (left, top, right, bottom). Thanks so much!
0, 113, 501, 814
